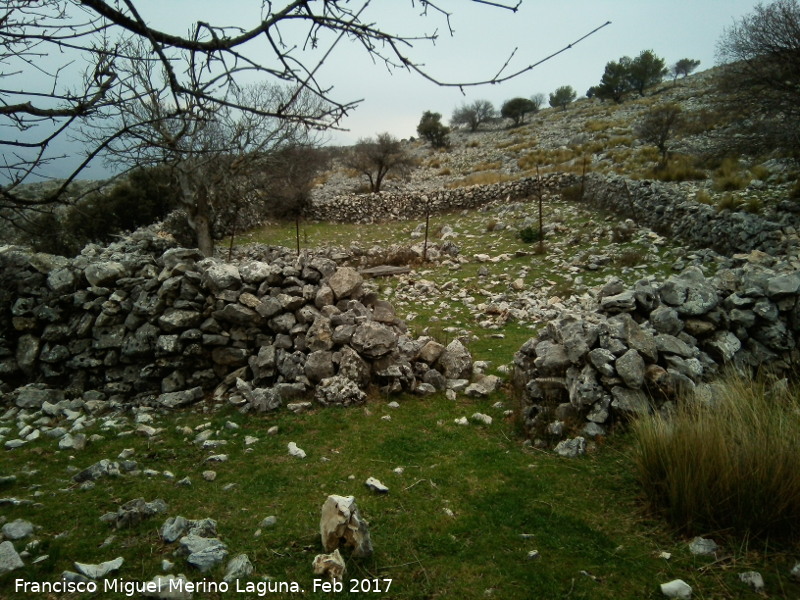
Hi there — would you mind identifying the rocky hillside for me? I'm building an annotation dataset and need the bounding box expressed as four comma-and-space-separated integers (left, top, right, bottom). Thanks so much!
314, 66, 797, 219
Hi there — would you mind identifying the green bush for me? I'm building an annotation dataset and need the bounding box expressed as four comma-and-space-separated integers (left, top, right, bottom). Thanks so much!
631, 374, 800, 541
518, 226, 542, 243
29, 167, 179, 256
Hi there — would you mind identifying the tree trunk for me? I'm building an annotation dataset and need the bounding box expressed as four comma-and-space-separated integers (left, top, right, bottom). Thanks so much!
177, 166, 215, 257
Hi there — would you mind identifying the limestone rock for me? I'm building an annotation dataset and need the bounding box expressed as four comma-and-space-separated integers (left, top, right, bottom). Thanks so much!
315, 375, 366, 407
364, 477, 389, 494
111, 498, 168, 529
327, 267, 363, 300
688, 537, 717, 556
223, 554, 254, 582
312, 548, 346, 581
0, 541, 24, 575
74, 556, 124, 578
437, 339, 473, 379
351, 321, 397, 358
319, 495, 373, 558
738, 571, 764, 592
553, 437, 586, 458
616, 349, 645, 389
660, 579, 692, 599
180, 535, 228, 572
288, 442, 307, 459
1, 519, 33, 541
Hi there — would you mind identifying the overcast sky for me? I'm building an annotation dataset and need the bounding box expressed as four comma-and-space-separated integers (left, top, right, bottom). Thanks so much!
129, 0, 760, 147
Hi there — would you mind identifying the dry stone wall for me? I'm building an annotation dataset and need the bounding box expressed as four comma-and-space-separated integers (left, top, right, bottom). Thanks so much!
582, 174, 800, 256
0, 233, 471, 411
306, 174, 573, 223
513, 253, 800, 443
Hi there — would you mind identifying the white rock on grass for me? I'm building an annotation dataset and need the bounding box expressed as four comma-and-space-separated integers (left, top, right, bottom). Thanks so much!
1, 519, 34, 540
553, 437, 586, 458
312, 548, 346, 581
223, 554, 253, 582
454, 417, 468, 426
660, 579, 692, 599
288, 442, 306, 459
74, 556, 124, 578
364, 477, 389, 494
738, 571, 764, 592
319, 495, 373, 558
471, 413, 492, 425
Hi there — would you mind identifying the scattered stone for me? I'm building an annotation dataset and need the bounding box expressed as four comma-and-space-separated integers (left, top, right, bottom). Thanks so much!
526, 550, 541, 560
471, 413, 493, 425
313, 548, 346, 581
260, 516, 277, 528
553, 437, 586, 458
319, 495, 373, 558
454, 417, 468, 426
660, 579, 692, 599
0, 541, 24, 575
109, 498, 167, 529
364, 477, 389, 494
738, 571, 764, 592
74, 556, 124, 578
688, 537, 717, 556
1, 519, 34, 540
180, 534, 228, 572
224, 554, 254, 582
288, 442, 307, 459
73, 459, 121, 483
202, 471, 217, 482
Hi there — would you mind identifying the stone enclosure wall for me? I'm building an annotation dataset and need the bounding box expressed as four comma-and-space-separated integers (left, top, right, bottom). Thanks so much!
513, 255, 800, 442
305, 174, 574, 223
582, 174, 800, 256
510, 173, 800, 442
0, 235, 478, 411
3, 170, 799, 432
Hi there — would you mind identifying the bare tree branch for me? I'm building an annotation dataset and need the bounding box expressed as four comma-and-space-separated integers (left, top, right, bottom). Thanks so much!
1, 0, 611, 217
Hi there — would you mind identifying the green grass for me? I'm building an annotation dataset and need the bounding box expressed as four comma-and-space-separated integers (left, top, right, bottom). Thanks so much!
3, 393, 795, 599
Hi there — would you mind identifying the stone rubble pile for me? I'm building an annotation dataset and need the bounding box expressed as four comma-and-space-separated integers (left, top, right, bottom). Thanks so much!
0, 237, 473, 410
514, 252, 800, 442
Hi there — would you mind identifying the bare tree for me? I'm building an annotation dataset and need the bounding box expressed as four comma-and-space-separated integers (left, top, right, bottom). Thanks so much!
263, 145, 329, 255
1, 1, 611, 220
716, 0, 800, 156
85, 41, 323, 255
529, 93, 546, 111
346, 133, 415, 194
451, 100, 496, 132
635, 103, 684, 164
